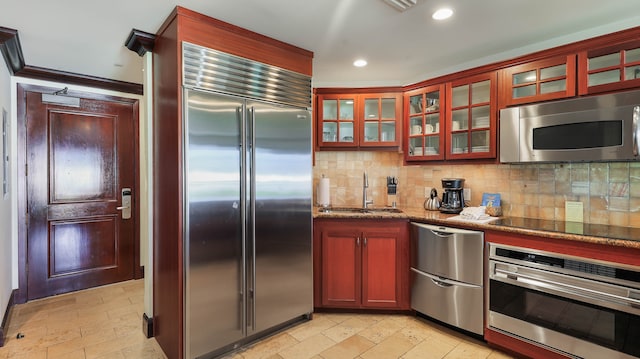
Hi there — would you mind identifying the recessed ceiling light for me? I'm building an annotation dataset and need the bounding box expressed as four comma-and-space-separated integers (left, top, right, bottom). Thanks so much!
353, 59, 368, 67
432, 8, 453, 20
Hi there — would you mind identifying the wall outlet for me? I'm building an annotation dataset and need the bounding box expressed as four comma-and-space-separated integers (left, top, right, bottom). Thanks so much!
463, 188, 471, 201
425, 187, 431, 197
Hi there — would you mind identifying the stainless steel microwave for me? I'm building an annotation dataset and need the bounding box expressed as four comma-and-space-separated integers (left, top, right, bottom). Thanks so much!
500, 90, 640, 163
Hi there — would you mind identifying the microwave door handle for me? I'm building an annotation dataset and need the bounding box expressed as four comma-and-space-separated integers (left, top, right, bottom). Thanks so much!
633, 105, 639, 156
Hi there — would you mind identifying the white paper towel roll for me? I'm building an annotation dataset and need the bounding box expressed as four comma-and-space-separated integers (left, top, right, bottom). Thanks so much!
317, 177, 330, 206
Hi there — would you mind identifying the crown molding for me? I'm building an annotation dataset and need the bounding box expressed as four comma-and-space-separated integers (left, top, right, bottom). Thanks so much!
0, 26, 25, 75
0, 26, 143, 95
125, 29, 156, 57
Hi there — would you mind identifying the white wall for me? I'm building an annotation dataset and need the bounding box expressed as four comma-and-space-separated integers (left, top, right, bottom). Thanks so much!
0, 63, 12, 318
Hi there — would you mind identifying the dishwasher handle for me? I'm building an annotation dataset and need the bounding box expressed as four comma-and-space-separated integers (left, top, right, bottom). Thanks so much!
411, 267, 481, 289
430, 229, 454, 238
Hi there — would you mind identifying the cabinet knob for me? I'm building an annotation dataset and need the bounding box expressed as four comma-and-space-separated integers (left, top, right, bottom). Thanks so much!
356, 237, 360, 246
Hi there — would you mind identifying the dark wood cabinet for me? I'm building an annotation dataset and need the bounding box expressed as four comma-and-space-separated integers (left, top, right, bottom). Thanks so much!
314, 218, 410, 310
445, 72, 497, 159
316, 91, 402, 150
499, 55, 576, 107
578, 39, 640, 95
404, 72, 497, 162
404, 84, 446, 161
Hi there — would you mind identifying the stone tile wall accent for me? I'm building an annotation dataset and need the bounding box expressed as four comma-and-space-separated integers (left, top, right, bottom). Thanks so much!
314, 151, 640, 228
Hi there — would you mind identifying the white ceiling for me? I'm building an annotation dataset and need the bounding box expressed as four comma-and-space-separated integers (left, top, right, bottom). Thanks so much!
2, 0, 640, 89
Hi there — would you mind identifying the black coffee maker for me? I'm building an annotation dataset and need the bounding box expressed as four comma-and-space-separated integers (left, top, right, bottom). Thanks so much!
439, 178, 465, 214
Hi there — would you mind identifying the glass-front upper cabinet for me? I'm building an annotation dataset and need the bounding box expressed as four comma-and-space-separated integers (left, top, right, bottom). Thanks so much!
447, 73, 497, 159
316, 92, 401, 150
500, 55, 576, 107
360, 93, 402, 148
405, 84, 445, 161
317, 94, 357, 148
578, 40, 640, 95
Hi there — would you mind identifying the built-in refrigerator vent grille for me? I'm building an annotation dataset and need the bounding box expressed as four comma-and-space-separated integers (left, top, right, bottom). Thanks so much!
182, 42, 312, 108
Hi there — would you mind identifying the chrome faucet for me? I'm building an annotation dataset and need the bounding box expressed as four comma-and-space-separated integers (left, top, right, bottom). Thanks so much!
363, 172, 373, 208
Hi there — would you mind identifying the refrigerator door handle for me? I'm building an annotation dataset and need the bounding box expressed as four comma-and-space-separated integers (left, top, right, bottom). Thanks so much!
238, 105, 248, 335
249, 105, 257, 332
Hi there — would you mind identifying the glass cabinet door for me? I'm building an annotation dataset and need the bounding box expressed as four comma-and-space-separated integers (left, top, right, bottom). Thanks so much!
317, 92, 401, 149
405, 85, 444, 160
447, 73, 496, 159
319, 96, 356, 146
361, 94, 401, 146
502, 55, 576, 106
578, 42, 640, 95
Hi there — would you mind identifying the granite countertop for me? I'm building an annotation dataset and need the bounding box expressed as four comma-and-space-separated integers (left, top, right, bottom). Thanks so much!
314, 206, 640, 250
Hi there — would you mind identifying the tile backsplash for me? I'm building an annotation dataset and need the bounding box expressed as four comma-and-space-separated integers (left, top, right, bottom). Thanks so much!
313, 151, 640, 228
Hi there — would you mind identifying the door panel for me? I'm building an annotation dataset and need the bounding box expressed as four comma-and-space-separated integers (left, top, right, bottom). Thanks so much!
50, 217, 117, 275
184, 90, 244, 358
50, 112, 116, 201
362, 235, 398, 307
250, 100, 312, 334
25, 89, 137, 300
321, 228, 360, 307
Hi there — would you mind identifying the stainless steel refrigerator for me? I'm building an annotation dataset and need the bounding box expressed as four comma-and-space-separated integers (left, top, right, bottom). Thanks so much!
183, 87, 313, 358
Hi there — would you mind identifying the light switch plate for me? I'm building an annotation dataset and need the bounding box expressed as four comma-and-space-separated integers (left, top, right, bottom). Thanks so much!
565, 201, 583, 222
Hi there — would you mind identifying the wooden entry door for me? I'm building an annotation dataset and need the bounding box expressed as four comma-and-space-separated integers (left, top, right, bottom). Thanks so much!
21, 85, 139, 300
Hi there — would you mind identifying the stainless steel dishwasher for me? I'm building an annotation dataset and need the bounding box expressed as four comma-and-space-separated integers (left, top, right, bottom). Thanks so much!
410, 222, 484, 336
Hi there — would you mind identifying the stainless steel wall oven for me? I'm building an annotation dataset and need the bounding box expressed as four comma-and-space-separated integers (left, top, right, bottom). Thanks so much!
488, 243, 640, 358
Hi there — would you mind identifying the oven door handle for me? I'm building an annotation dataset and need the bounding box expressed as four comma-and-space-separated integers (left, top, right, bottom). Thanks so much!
495, 267, 640, 309
411, 268, 480, 289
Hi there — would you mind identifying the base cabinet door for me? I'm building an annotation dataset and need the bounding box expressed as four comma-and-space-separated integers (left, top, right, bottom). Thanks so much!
314, 218, 409, 310
362, 231, 400, 308
321, 227, 361, 307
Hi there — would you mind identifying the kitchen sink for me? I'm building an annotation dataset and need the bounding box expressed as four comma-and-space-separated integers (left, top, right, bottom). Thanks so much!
319, 207, 403, 214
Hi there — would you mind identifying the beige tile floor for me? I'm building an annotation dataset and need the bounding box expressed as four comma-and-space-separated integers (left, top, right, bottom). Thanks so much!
227, 313, 514, 359
0, 280, 165, 359
0, 280, 514, 359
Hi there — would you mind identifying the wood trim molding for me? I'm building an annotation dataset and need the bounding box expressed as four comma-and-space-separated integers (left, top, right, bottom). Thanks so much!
0, 289, 17, 347
403, 25, 640, 92
315, 86, 404, 94
0, 26, 25, 75
125, 29, 156, 57
174, 6, 313, 58
16, 65, 143, 95
1, 26, 143, 95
